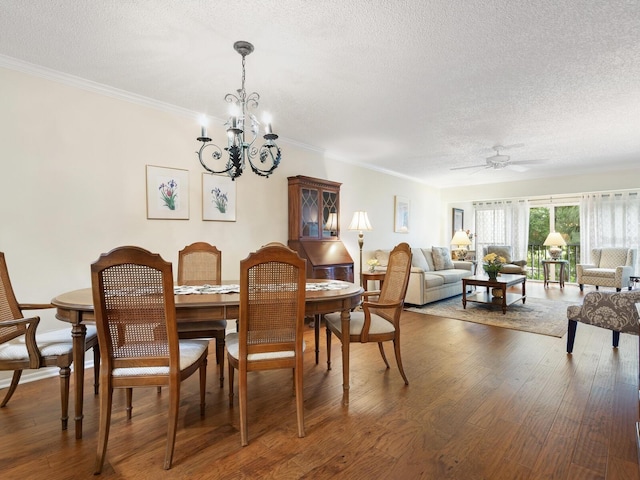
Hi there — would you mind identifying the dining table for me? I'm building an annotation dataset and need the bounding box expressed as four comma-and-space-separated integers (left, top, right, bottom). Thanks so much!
51, 280, 363, 439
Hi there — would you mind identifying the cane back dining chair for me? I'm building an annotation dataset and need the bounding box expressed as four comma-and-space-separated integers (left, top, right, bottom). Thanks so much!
176, 242, 227, 387
91, 246, 208, 473
325, 242, 412, 385
0, 251, 99, 430
226, 242, 307, 446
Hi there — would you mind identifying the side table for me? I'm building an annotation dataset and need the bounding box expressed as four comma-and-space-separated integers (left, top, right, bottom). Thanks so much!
542, 259, 569, 288
361, 271, 385, 292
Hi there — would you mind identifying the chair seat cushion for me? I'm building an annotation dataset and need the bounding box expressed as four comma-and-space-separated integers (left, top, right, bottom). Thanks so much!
225, 333, 305, 361
112, 340, 208, 377
567, 291, 640, 334
324, 311, 396, 336
581, 268, 616, 278
0, 339, 74, 360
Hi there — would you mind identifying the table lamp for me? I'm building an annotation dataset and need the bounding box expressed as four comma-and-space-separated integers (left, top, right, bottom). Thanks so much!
450, 230, 472, 260
543, 231, 566, 259
349, 211, 373, 285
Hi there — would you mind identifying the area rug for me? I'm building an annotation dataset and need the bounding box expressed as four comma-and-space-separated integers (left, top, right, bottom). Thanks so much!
405, 295, 572, 337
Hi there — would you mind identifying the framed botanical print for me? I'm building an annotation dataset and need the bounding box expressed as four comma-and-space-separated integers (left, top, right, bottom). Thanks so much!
452, 208, 464, 236
394, 195, 409, 233
202, 174, 237, 221
146, 165, 189, 219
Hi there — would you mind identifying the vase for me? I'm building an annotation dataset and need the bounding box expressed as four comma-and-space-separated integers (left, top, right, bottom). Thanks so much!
369, 265, 376, 273
483, 265, 499, 280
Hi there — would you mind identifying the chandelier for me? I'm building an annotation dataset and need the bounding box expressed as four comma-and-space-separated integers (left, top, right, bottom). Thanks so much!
196, 41, 281, 180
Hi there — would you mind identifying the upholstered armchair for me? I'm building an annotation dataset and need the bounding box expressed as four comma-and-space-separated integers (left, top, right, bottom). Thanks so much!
482, 245, 527, 275
566, 290, 640, 353
577, 247, 636, 291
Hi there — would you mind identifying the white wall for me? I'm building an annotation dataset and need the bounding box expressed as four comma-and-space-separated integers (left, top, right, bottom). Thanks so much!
0, 66, 439, 337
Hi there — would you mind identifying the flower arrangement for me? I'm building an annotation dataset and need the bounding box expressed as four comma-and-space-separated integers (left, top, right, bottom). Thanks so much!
158, 179, 178, 210
366, 258, 379, 272
211, 187, 228, 213
482, 252, 506, 279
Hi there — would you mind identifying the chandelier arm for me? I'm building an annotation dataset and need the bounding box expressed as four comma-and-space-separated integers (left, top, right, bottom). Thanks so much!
197, 142, 234, 175
248, 145, 281, 177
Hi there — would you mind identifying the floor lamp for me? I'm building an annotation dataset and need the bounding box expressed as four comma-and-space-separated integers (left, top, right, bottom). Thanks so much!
349, 211, 373, 285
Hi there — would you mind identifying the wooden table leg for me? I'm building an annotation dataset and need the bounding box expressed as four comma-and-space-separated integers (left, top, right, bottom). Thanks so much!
501, 285, 507, 314
462, 281, 467, 309
341, 308, 350, 406
70, 313, 86, 439
314, 314, 320, 364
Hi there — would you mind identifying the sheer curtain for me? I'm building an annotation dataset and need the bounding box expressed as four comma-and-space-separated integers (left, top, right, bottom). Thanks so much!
474, 199, 530, 261
580, 192, 640, 269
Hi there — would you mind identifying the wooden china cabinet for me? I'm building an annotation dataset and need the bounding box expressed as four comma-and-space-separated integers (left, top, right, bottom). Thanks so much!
287, 175, 354, 282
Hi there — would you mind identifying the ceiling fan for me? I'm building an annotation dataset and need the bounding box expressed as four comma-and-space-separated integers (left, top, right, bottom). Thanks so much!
450, 144, 545, 172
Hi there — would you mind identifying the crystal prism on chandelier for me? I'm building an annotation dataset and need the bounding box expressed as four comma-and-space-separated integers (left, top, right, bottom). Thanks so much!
196, 41, 281, 180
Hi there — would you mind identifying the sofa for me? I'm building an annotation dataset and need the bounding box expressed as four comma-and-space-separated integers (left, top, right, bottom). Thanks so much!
373, 247, 474, 306
576, 247, 636, 291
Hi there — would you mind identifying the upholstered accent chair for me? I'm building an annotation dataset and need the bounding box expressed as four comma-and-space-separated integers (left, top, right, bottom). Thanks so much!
566, 290, 640, 353
482, 245, 527, 275
577, 247, 636, 292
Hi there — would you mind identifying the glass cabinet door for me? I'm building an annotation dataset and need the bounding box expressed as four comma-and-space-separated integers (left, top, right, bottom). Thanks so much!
322, 191, 339, 238
301, 187, 320, 238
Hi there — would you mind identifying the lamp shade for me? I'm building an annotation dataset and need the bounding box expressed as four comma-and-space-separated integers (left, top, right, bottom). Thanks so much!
450, 230, 472, 247
325, 212, 338, 231
348, 211, 372, 231
543, 232, 567, 247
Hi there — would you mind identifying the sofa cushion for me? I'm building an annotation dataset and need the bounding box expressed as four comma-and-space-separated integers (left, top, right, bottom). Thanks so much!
411, 248, 430, 271
431, 247, 454, 270
374, 249, 390, 267
422, 273, 445, 289
433, 268, 473, 284
421, 248, 436, 271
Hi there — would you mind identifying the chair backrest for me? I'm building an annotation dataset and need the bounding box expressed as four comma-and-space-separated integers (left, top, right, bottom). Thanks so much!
238, 243, 306, 360
0, 252, 27, 343
91, 246, 178, 373
593, 248, 636, 268
178, 242, 222, 285
483, 245, 514, 264
374, 242, 412, 320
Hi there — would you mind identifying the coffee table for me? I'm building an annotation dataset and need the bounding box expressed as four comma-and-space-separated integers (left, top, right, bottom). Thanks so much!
462, 274, 527, 314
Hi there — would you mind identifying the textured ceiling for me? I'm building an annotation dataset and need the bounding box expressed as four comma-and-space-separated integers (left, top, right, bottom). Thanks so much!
1, 0, 639, 188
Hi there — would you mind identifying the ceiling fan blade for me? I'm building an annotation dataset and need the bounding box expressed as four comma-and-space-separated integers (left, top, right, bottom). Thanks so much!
450, 164, 487, 171
509, 159, 547, 165
499, 143, 525, 150
507, 164, 529, 172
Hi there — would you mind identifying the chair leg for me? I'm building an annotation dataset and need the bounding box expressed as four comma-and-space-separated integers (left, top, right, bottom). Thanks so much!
393, 339, 409, 385
616, 288, 621, 292
579, 284, 584, 291
239, 367, 248, 447
294, 365, 305, 439
228, 359, 235, 407
126, 388, 133, 420
95, 385, 113, 475
199, 357, 207, 416
0, 370, 22, 407
613, 330, 621, 348
59, 366, 70, 430
378, 342, 390, 369
93, 345, 100, 395
567, 319, 578, 353
326, 327, 332, 371
163, 382, 180, 470
216, 338, 225, 388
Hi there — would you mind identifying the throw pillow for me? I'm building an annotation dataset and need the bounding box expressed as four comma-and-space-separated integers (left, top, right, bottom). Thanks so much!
431, 246, 455, 270
374, 249, 390, 267
411, 248, 430, 271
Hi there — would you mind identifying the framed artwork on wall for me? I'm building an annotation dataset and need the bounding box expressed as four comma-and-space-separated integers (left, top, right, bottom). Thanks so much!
146, 165, 189, 219
394, 195, 410, 233
202, 174, 237, 221
452, 208, 464, 236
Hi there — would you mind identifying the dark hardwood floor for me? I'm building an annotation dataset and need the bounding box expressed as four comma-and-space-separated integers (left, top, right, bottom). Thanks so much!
1, 282, 638, 479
